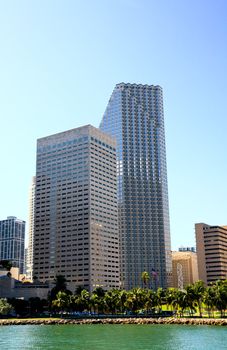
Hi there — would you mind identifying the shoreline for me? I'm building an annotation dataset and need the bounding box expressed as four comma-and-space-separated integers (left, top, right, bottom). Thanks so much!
0, 317, 227, 326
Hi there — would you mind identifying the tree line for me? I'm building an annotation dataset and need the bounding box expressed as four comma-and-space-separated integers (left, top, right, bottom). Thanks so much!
0, 275, 226, 318
51, 278, 227, 318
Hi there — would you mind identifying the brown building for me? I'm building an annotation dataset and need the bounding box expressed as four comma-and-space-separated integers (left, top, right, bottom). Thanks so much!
172, 249, 199, 289
33, 125, 120, 292
195, 223, 227, 284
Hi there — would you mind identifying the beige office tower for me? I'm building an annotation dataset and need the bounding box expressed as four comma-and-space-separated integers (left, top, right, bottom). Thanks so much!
195, 223, 227, 284
33, 125, 119, 291
26, 176, 36, 281
172, 249, 199, 289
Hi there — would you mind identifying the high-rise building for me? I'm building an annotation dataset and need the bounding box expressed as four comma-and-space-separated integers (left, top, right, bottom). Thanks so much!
195, 223, 227, 284
179, 247, 196, 253
0, 216, 25, 273
100, 83, 172, 289
26, 176, 36, 281
172, 250, 199, 289
33, 125, 119, 291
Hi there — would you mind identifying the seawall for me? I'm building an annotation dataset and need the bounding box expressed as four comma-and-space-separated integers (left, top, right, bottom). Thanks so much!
0, 317, 227, 326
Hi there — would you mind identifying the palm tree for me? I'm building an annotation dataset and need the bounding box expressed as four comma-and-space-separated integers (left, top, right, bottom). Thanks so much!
118, 289, 128, 314
176, 289, 188, 317
90, 287, 105, 314
212, 280, 227, 317
141, 271, 150, 288
185, 284, 197, 316
90, 293, 101, 314
75, 285, 84, 296
104, 289, 121, 314
191, 280, 205, 317
0, 298, 13, 315
125, 288, 146, 314
73, 289, 90, 312
0, 260, 13, 271
156, 288, 165, 313
203, 285, 216, 317
52, 291, 71, 316
165, 288, 179, 312
49, 275, 69, 301
144, 289, 155, 314
93, 287, 105, 298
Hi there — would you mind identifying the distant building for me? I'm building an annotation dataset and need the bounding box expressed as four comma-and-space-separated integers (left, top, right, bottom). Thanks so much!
26, 176, 36, 280
179, 247, 196, 253
0, 216, 25, 273
100, 82, 172, 289
24, 248, 28, 274
172, 250, 199, 289
0, 266, 20, 280
195, 223, 227, 284
0, 275, 49, 300
33, 125, 120, 292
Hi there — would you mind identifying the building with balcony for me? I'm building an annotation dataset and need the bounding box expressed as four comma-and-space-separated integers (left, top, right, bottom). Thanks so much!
195, 223, 227, 284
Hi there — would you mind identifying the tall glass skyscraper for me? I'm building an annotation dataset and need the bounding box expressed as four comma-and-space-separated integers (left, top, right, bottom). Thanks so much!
0, 216, 25, 273
100, 83, 172, 289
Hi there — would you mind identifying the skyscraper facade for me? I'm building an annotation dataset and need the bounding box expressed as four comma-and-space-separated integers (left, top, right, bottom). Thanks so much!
26, 176, 36, 281
33, 125, 119, 291
100, 83, 172, 289
0, 216, 25, 273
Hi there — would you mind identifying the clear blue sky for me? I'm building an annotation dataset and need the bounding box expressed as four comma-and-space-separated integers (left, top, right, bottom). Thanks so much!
0, 0, 227, 250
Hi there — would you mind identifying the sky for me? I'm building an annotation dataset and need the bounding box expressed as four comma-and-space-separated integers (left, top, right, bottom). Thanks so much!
0, 0, 227, 250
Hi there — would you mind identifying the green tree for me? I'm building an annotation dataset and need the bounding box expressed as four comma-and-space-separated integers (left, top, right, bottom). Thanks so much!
28, 297, 47, 316
49, 275, 71, 302
191, 280, 205, 317
165, 288, 179, 312
141, 271, 150, 288
185, 284, 197, 316
156, 288, 166, 313
176, 289, 189, 317
0, 260, 13, 271
104, 289, 121, 314
203, 285, 216, 318
93, 287, 105, 298
0, 298, 13, 315
118, 289, 128, 313
73, 289, 90, 312
52, 291, 71, 315
8, 298, 29, 317
90, 287, 106, 314
144, 289, 155, 314
212, 280, 227, 317
90, 293, 102, 314
75, 285, 84, 296
125, 288, 146, 313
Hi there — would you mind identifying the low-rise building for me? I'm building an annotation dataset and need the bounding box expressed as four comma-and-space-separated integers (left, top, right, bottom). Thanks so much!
0, 275, 49, 300
172, 250, 199, 289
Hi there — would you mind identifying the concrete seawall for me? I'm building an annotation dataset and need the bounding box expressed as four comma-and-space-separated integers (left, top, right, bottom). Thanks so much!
0, 317, 227, 326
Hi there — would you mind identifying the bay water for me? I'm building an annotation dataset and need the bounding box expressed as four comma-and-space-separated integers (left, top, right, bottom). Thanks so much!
0, 324, 226, 350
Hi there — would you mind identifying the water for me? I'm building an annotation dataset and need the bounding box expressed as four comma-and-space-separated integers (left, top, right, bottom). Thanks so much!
0, 324, 226, 350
